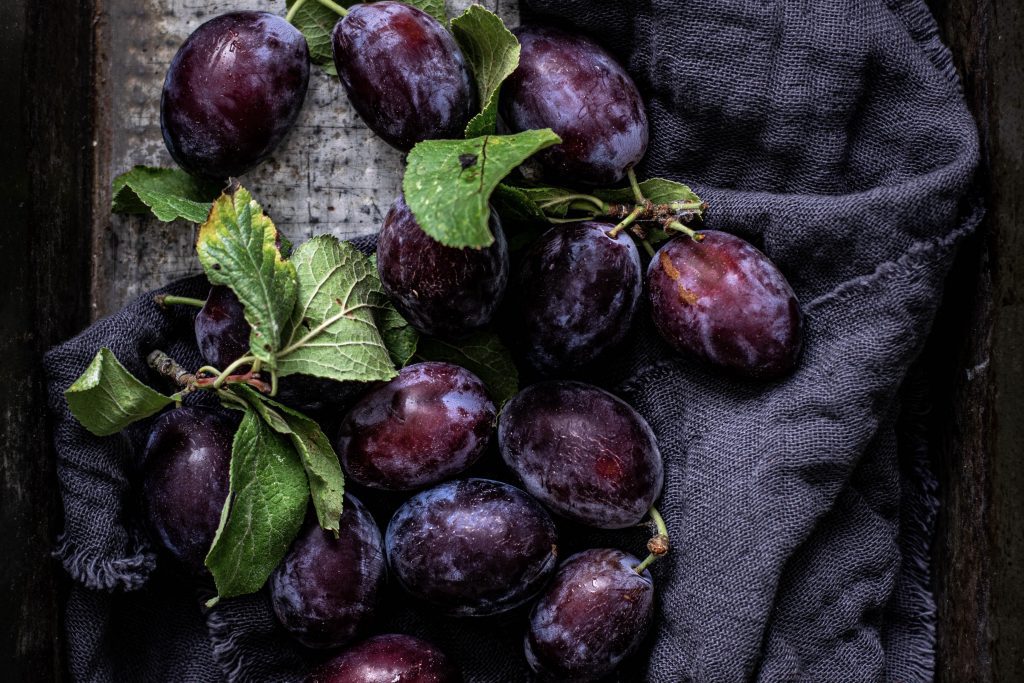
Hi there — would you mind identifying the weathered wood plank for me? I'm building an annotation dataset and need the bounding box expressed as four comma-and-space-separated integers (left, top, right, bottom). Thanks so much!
927, 0, 1024, 680
90, 0, 518, 319
1, 0, 98, 679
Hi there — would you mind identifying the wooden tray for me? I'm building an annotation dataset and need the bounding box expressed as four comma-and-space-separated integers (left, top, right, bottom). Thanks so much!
2, 0, 1020, 680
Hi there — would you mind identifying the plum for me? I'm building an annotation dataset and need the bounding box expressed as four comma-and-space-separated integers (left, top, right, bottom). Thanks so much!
376, 195, 508, 339
332, 2, 476, 151
498, 381, 662, 529
500, 26, 648, 185
161, 11, 309, 179
309, 633, 460, 683
142, 406, 234, 576
515, 222, 642, 374
336, 362, 496, 491
525, 548, 654, 681
647, 231, 803, 378
385, 479, 558, 616
270, 494, 386, 649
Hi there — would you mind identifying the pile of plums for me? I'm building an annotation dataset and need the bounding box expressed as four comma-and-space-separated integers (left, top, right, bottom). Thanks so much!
147, 2, 809, 680
159, 5, 803, 381
146, 306, 664, 680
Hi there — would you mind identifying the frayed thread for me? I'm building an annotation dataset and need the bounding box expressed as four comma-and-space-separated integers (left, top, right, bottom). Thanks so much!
55, 533, 156, 591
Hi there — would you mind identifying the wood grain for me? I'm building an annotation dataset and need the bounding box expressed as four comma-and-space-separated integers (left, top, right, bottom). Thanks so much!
1, 0, 97, 680
927, 0, 1024, 680
89, 0, 519, 319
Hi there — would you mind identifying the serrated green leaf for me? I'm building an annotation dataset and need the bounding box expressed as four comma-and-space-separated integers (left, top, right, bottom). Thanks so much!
406, 0, 447, 25
196, 184, 297, 369
417, 331, 518, 405
403, 130, 561, 248
593, 178, 703, 207
64, 348, 175, 437
285, 0, 350, 72
452, 5, 520, 138
375, 302, 419, 368
205, 407, 308, 599
111, 166, 221, 223
276, 236, 397, 384
492, 184, 546, 224
368, 254, 419, 367
234, 386, 345, 535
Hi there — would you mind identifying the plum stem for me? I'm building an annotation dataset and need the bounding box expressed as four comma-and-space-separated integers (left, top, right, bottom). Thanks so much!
155, 294, 206, 309
665, 220, 705, 242
213, 355, 256, 388
315, 0, 349, 17
148, 350, 197, 390
608, 205, 645, 238
538, 193, 607, 214
285, 0, 308, 23
641, 239, 656, 257
627, 167, 645, 204
634, 507, 670, 574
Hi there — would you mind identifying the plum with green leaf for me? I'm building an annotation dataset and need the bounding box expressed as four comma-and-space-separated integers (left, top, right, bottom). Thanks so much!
142, 406, 235, 577
376, 195, 509, 339
270, 494, 386, 649
193, 285, 356, 412
331, 2, 476, 151
500, 26, 648, 185
161, 11, 310, 179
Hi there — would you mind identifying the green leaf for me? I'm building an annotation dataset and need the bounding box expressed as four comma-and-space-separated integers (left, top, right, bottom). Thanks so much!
205, 406, 309, 599
276, 236, 397, 383
406, 0, 447, 25
285, 0, 349, 74
593, 178, 703, 207
368, 254, 419, 367
111, 166, 221, 223
234, 386, 345, 535
452, 6, 520, 138
196, 184, 298, 369
417, 331, 518, 405
64, 348, 175, 437
403, 130, 561, 248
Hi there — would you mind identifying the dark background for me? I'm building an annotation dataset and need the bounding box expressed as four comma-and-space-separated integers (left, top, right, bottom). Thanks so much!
1, 0, 1020, 680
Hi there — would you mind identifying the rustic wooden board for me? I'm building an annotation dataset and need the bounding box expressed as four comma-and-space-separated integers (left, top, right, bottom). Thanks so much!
89, 0, 518, 319
5, 0, 1023, 681
926, 0, 1024, 681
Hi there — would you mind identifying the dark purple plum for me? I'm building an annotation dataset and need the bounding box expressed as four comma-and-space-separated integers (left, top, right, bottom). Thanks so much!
161, 11, 310, 179
647, 232, 803, 378
516, 222, 642, 373
196, 285, 250, 370
385, 479, 558, 616
332, 2, 476, 151
525, 549, 654, 681
498, 381, 662, 529
376, 196, 509, 339
194, 285, 356, 411
142, 406, 234, 576
499, 26, 648, 185
309, 634, 460, 683
336, 362, 496, 491
270, 494, 386, 649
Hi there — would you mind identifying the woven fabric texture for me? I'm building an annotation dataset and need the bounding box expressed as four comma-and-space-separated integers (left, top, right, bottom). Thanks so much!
45, 0, 979, 680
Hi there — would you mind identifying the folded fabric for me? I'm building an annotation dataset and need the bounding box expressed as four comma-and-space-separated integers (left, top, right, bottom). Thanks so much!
45, 0, 979, 680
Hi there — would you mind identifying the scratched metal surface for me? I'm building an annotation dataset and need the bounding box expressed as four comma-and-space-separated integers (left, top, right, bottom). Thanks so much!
90, 0, 519, 318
